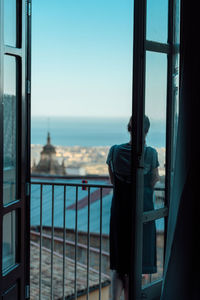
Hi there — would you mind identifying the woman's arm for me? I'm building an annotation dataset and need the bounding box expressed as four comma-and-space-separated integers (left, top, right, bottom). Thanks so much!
108, 165, 114, 184
151, 167, 160, 188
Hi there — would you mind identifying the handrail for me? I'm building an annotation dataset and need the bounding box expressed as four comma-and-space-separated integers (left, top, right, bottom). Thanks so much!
31, 179, 164, 192
31, 180, 113, 189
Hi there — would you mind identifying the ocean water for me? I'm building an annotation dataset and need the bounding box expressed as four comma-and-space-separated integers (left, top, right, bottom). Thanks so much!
31, 116, 166, 148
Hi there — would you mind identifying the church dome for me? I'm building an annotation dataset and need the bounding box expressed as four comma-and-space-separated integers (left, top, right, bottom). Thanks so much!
31, 132, 66, 175
41, 132, 56, 155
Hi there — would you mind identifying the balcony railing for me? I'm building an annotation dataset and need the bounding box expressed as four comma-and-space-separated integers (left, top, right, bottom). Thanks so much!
31, 176, 113, 300
30, 175, 166, 300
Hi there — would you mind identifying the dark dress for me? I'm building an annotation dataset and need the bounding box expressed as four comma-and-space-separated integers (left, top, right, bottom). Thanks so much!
107, 143, 158, 274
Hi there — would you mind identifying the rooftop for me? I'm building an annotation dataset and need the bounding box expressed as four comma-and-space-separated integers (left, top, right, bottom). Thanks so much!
31, 177, 164, 234
30, 242, 110, 300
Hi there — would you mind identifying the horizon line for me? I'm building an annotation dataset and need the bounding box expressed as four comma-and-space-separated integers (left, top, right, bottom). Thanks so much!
31, 115, 166, 121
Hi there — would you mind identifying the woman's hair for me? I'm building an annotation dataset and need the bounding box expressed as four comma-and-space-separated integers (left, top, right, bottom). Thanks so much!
127, 116, 132, 132
144, 115, 150, 134
127, 115, 150, 134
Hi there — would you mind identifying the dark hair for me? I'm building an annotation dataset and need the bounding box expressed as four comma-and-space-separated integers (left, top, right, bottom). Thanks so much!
127, 116, 132, 132
127, 115, 150, 134
144, 115, 150, 134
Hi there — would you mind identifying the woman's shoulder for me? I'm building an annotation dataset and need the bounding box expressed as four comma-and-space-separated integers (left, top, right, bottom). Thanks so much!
107, 143, 130, 164
109, 143, 130, 151
106, 144, 117, 164
145, 145, 158, 155
116, 143, 131, 150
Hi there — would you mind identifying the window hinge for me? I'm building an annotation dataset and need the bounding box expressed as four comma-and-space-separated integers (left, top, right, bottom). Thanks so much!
25, 285, 30, 299
27, 0, 31, 17
26, 182, 30, 197
27, 79, 31, 94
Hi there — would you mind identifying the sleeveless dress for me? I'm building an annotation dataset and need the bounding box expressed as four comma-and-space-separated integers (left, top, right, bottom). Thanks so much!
106, 143, 159, 274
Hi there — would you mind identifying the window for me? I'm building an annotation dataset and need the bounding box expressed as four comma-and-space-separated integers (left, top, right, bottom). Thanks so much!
131, 0, 181, 298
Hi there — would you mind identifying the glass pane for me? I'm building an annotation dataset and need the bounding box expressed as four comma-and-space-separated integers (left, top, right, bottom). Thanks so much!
146, 0, 168, 43
3, 55, 17, 205
145, 52, 167, 187
154, 188, 165, 209
142, 217, 165, 285
174, 0, 181, 45
2, 211, 17, 272
4, 0, 17, 47
171, 0, 181, 174
142, 52, 167, 282
171, 53, 180, 171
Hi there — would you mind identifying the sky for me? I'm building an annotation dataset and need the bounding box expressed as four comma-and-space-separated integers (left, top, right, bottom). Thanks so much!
31, 0, 169, 120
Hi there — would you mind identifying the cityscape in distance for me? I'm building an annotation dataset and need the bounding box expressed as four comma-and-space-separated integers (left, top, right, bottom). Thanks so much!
31, 132, 166, 181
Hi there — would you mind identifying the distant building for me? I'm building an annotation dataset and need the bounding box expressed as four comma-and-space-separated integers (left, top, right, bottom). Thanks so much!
66, 166, 86, 176
31, 132, 66, 175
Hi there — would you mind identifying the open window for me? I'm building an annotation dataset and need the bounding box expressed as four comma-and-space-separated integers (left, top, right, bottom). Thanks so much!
0, 0, 181, 299
130, 0, 180, 298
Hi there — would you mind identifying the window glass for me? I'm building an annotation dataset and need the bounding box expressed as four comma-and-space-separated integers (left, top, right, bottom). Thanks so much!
145, 52, 167, 188
4, 0, 17, 47
171, 53, 180, 171
142, 217, 165, 285
171, 0, 181, 174
3, 55, 18, 205
146, 0, 168, 43
174, 0, 181, 45
2, 211, 17, 272
142, 52, 167, 282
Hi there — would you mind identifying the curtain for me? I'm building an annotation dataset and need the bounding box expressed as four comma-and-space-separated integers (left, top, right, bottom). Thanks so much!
161, 1, 199, 299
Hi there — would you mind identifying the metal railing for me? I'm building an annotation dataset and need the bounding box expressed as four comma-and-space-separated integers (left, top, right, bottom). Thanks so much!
30, 176, 166, 299
31, 178, 113, 300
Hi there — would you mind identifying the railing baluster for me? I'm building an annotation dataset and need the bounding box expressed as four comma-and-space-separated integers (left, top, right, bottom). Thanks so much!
31, 180, 165, 300
99, 188, 103, 300
39, 184, 43, 300
87, 187, 91, 299
63, 185, 66, 299
31, 180, 120, 300
74, 186, 78, 299
51, 185, 55, 299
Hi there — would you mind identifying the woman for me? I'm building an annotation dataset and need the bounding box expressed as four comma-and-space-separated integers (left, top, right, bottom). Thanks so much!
106, 116, 160, 300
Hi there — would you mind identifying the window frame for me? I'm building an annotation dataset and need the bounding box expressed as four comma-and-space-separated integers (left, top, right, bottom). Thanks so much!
0, 0, 31, 297
130, 0, 181, 298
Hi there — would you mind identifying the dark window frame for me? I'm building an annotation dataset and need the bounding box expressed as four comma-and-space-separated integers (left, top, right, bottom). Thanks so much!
0, 0, 31, 297
130, 0, 181, 299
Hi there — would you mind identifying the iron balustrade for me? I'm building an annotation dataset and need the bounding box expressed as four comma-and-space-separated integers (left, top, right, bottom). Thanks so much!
31, 179, 113, 300
30, 177, 166, 299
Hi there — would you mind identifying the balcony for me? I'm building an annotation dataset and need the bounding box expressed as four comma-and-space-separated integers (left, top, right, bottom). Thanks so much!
30, 175, 165, 300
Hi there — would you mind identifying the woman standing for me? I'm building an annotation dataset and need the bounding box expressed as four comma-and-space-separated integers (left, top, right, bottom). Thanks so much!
106, 116, 160, 300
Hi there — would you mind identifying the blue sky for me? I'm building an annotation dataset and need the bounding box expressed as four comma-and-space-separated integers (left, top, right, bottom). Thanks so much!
31, 0, 168, 120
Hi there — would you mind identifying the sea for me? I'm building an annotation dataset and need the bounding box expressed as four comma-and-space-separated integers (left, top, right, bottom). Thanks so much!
31, 116, 166, 148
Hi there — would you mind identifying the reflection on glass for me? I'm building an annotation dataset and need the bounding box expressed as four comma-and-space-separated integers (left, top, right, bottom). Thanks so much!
2, 211, 17, 272
146, 0, 168, 43
142, 217, 165, 285
172, 54, 180, 170
4, 0, 17, 47
154, 189, 165, 209
171, 0, 181, 172
3, 55, 17, 205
